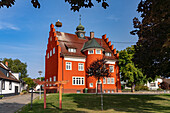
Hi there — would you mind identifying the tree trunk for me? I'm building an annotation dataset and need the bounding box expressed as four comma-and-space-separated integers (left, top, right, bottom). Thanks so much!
131, 83, 135, 92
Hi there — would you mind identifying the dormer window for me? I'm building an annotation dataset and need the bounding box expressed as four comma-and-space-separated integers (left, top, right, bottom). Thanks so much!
68, 48, 76, 53
105, 52, 111, 56
88, 50, 94, 54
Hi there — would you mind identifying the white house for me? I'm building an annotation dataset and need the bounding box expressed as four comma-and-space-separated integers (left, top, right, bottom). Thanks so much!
145, 78, 163, 90
0, 61, 21, 96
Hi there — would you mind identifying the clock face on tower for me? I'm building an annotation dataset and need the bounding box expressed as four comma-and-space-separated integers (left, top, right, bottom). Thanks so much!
80, 33, 84, 38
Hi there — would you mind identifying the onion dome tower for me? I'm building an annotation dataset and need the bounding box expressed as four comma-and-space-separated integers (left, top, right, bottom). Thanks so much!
75, 15, 86, 39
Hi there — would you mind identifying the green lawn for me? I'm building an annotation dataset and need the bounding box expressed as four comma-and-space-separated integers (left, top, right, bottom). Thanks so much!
17, 93, 170, 113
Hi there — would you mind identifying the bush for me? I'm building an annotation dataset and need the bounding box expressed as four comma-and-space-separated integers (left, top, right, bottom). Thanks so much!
157, 88, 163, 91
135, 85, 149, 91
22, 90, 28, 94
121, 85, 125, 90
0, 95, 4, 98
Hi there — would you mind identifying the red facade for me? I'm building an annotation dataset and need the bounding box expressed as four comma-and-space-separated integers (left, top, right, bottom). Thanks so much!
45, 24, 121, 93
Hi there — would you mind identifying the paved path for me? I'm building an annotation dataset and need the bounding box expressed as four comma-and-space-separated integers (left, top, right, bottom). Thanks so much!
0, 93, 39, 113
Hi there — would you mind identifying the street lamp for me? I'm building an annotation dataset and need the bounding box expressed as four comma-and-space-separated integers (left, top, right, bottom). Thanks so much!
38, 71, 42, 99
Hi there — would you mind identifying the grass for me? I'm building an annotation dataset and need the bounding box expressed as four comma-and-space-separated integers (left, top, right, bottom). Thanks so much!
17, 93, 170, 113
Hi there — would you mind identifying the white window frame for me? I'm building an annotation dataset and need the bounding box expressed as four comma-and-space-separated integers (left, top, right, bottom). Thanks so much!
96, 49, 101, 54
78, 63, 84, 71
53, 47, 55, 54
111, 78, 115, 84
107, 78, 111, 84
105, 52, 111, 56
109, 65, 114, 73
2, 80, 5, 90
68, 48, 76, 53
103, 78, 106, 84
54, 76, 56, 81
89, 83, 93, 87
72, 77, 84, 85
108, 90, 110, 93
50, 50, 52, 57
66, 62, 72, 70
88, 50, 94, 54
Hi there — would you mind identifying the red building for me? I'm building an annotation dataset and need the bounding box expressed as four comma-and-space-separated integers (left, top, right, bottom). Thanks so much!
45, 21, 121, 93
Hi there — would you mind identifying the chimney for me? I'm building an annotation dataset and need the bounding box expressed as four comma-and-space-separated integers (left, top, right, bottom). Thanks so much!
5, 61, 8, 67
90, 31, 94, 39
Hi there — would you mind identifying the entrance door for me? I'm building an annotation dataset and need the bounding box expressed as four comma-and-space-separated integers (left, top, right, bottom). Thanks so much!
15, 86, 18, 94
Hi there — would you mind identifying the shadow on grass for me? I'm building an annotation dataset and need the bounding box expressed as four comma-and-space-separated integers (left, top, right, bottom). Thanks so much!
18, 102, 86, 113
66, 94, 170, 113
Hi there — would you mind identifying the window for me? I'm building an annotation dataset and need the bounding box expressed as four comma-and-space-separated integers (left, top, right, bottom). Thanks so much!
96, 49, 101, 54
108, 90, 110, 93
46, 79, 48, 82
104, 90, 106, 93
105, 52, 111, 56
88, 50, 94, 54
66, 62, 72, 70
9, 81, 12, 90
54, 76, 56, 81
78, 63, 84, 71
72, 77, 84, 85
103, 78, 106, 84
109, 66, 114, 73
50, 37, 52, 41
53, 47, 55, 54
111, 90, 114, 93
111, 78, 115, 84
47, 53, 49, 59
107, 78, 111, 84
90, 83, 93, 87
2, 80, 5, 90
50, 50, 52, 57
68, 48, 76, 53
50, 77, 52, 82
150, 83, 156, 87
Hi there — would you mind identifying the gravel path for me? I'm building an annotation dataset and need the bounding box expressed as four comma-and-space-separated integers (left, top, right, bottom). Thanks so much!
0, 93, 39, 113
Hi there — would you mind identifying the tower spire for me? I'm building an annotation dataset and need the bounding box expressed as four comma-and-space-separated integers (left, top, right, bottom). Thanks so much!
79, 14, 81, 25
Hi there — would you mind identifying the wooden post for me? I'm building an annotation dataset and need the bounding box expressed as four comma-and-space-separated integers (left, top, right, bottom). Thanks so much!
44, 87, 46, 109
59, 84, 62, 109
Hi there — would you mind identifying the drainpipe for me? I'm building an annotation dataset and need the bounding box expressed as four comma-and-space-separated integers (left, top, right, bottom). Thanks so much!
116, 62, 118, 92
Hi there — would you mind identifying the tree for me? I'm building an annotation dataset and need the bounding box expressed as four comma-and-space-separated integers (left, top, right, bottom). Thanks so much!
23, 77, 36, 90
37, 77, 45, 81
86, 58, 110, 111
86, 58, 110, 84
131, 0, 170, 79
0, 0, 109, 11
2, 58, 28, 79
118, 46, 147, 92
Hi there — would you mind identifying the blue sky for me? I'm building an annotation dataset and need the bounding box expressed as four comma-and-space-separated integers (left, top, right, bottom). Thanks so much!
0, 0, 140, 78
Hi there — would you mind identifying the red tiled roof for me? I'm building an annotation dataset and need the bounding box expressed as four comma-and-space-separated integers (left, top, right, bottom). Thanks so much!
57, 32, 117, 59
0, 62, 20, 82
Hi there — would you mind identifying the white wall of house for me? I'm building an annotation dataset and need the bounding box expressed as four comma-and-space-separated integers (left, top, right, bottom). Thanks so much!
1, 80, 20, 94
146, 78, 163, 90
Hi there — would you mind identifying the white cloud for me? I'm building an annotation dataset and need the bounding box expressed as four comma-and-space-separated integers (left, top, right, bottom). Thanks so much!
106, 15, 119, 21
0, 22, 20, 30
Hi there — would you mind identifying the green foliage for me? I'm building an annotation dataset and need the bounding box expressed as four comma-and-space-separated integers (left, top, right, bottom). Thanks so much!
36, 77, 45, 81
23, 77, 36, 89
0, 95, 4, 98
2, 58, 28, 79
157, 88, 163, 91
118, 46, 147, 92
135, 85, 149, 91
0, 0, 109, 12
121, 85, 125, 90
22, 90, 28, 94
131, 0, 170, 79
